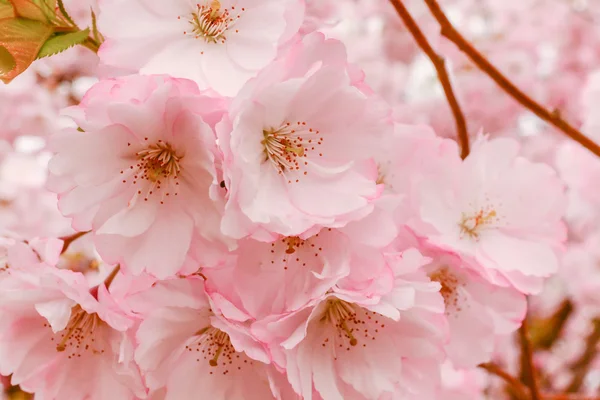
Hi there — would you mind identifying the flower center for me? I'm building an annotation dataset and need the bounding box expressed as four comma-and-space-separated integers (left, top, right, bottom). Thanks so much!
186, 327, 253, 375
59, 252, 100, 274
52, 305, 105, 358
136, 141, 182, 182
319, 299, 388, 352
321, 299, 359, 346
428, 267, 463, 312
262, 121, 324, 182
458, 207, 498, 240
184, 0, 244, 45
268, 233, 325, 270
121, 140, 183, 204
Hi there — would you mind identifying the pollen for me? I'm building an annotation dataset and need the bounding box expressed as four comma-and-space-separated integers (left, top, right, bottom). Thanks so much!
262, 121, 324, 181
183, 0, 244, 44
185, 326, 253, 375
429, 267, 464, 314
51, 305, 105, 359
319, 299, 388, 351
268, 234, 323, 270
458, 207, 499, 240
121, 141, 183, 204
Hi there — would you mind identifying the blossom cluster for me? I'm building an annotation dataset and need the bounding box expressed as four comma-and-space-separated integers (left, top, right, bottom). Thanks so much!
0, 0, 599, 399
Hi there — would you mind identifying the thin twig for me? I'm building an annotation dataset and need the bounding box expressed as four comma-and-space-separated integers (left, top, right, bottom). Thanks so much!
566, 318, 600, 392
479, 362, 530, 400
530, 300, 574, 350
60, 231, 91, 254
545, 394, 600, 400
519, 319, 542, 400
389, 0, 470, 159
103, 265, 121, 289
422, 0, 600, 159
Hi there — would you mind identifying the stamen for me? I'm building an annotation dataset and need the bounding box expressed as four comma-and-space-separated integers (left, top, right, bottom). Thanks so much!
184, 1, 244, 44
459, 208, 498, 240
53, 305, 105, 357
262, 122, 323, 180
185, 326, 246, 375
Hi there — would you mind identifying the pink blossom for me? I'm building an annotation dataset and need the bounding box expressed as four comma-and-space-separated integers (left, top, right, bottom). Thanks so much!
219, 33, 391, 240
0, 267, 146, 400
48, 75, 228, 278
97, 0, 304, 96
421, 247, 526, 367
253, 248, 446, 400
413, 137, 566, 294
204, 227, 352, 320
134, 278, 293, 400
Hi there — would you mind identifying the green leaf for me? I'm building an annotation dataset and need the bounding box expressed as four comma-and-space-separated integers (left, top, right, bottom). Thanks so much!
90, 8, 102, 43
0, 17, 52, 82
55, 0, 74, 26
0, 0, 15, 19
37, 28, 89, 58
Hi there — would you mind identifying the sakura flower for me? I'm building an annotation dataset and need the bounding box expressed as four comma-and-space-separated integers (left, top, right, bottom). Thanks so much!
97, 0, 304, 96
134, 278, 294, 400
254, 249, 446, 400
204, 227, 352, 320
48, 75, 228, 278
219, 33, 391, 240
413, 137, 566, 294
421, 247, 526, 367
0, 267, 146, 400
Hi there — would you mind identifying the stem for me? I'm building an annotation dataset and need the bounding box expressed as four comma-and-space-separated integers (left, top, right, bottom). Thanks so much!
530, 300, 574, 350
60, 231, 91, 254
103, 265, 121, 290
422, 0, 600, 159
478, 362, 530, 400
519, 319, 542, 400
566, 318, 600, 392
388, 0, 469, 159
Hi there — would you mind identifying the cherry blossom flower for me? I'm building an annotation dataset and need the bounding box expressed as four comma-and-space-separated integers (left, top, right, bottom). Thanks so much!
254, 248, 446, 400
134, 278, 294, 400
421, 247, 526, 367
219, 33, 391, 240
0, 267, 146, 400
204, 228, 352, 320
413, 137, 566, 294
97, 0, 304, 96
48, 75, 228, 278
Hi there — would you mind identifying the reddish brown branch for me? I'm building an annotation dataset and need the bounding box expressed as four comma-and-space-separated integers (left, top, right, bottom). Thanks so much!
520, 319, 542, 400
479, 362, 530, 400
388, 0, 470, 159
103, 265, 121, 289
60, 231, 91, 254
545, 395, 600, 400
566, 318, 600, 392
422, 0, 600, 159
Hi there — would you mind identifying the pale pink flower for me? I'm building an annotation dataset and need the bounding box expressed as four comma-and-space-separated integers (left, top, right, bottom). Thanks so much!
134, 278, 294, 400
421, 247, 526, 368
204, 227, 351, 319
0, 267, 146, 400
219, 33, 390, 240
414, 137, 566, 294
254, 249, 446, 400
48, 75, 228, 278
97, 0, 304, 96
